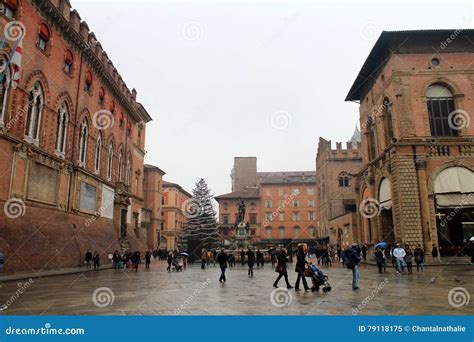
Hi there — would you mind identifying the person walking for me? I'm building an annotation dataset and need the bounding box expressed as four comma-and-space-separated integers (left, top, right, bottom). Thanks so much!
270, 249, 277, 268
145, 251, 151, 269
167, 251, 173, 272
131, 251, 140, 272
201, 249, 207, 270
375, 248, 385, 274
93, 251, 100, 270
240, 249, 245, 267
414, 244, 425, 272
217, 249, 228, 283
273, 248, 293, 289
392, 243, 406, 274
256, 249, 263, 268
294, 245, 309, 292
361, 244, 368, 262
404, 245, 414, 274
342, 244, 361, 290
246, 248, 256, 277
85, 250, 93, 269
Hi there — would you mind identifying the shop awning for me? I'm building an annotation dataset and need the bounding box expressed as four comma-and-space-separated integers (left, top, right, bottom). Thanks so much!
379, 178, 392, 209
434, 167, 474, 208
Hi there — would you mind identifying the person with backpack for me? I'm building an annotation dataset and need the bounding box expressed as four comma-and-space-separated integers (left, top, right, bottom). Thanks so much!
342, 244, 361, 290
414, 244, 425, 272
217, 249, 228, 283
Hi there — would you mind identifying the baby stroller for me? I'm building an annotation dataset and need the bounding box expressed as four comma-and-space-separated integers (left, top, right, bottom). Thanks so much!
305, 263, 332, 293
172, 256, 183, 272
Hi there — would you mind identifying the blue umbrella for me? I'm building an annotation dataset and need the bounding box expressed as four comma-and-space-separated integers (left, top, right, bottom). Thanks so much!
374, 242, 388, 249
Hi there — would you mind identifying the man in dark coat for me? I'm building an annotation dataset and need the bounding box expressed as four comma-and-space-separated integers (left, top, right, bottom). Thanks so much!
246, 248, 256, 277
217, 249, 228, 283
294, 245, 309, 291
84, 250, 93, 269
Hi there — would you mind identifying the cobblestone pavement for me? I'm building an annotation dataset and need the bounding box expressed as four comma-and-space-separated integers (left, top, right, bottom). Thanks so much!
0, 260, 472, 315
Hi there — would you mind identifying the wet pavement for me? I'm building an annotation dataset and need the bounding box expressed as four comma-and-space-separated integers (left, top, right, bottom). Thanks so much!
0, 260, 472, 315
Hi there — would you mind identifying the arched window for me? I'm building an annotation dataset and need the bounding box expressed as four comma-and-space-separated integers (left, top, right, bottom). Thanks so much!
38, 23, 51, 52
64, 49, 74, 74
85, 71, 93, 92
0, 55, 11, 126
117, 148, 123, 182
427, 84, 457, 137
24, 83, 44, 144
338, 173, 350, 187
383, 97, 394, 145
125, 152, 131, 185
1, 0, 18, 19
55, 103, 68, 156
78, 119, 88, 166
367, 117, 377, 160
94, 132, 102, 174
107, 141, 114, 181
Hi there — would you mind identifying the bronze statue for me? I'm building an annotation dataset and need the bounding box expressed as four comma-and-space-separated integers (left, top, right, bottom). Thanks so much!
238, 200, 246, 224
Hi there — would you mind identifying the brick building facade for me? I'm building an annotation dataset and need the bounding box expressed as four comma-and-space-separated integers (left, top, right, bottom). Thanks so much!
0, 0, 152, 273
346, 30, 474, 256
316, 129, 363, 247
143, 164, 166, 250
215, 157, 317, 247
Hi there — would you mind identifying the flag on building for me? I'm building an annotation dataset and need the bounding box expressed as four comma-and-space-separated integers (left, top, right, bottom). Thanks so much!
10, 39, 22, 89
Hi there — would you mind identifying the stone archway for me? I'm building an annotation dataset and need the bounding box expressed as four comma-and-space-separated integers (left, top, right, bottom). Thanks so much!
378, 178, 395, 243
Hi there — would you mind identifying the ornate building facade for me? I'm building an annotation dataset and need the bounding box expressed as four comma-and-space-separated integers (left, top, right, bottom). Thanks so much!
347, 30, 474, 256
316, 129, 363, 247
215, 157, 317, 247
0, 0, 152, 273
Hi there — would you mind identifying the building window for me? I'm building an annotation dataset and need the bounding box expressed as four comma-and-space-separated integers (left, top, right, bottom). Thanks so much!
78, 119, 88, 166
307, 187, 314, 196
64, 49, 74, 74
265, 189, 271, 196
223, 202, 228, 210
279, 213, 284, 222
367, 117, 377, 160
94, 132, 102, 174
278, 188, 284, 196
309, 228, 315, 237
0, 1, 17, 19
265, 212, 273, 222
292, 212, 300, 221
266, 227, 272, 238
55, 103, 68, 157
339, 174, 350, 187
37, 23, 51, 52
85, 71, 93, 92
249, 213, 257, 225
308, 199, 314, 208
250, 202, 256, 210
278, 227, 285, 239
427, 84, 458, 137
0, 56, 11, 126
25, 83, 44, 144
383, 97, 394, 144
223, 214, 229, 224
308, 212, 315, 221
107, 142, 113, 181
117, 149, 123, 182
294, 227, 300, 238
293, 200, 299, 208
265, 200, 272, 208
125, 152, 131, 185
127, 121, 132, 136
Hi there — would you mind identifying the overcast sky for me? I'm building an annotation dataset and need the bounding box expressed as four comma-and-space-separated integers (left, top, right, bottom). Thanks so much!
75, 0, 473, 196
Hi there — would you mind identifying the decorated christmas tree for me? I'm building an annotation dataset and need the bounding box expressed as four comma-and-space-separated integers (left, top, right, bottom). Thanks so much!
182, 178, 219, 260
